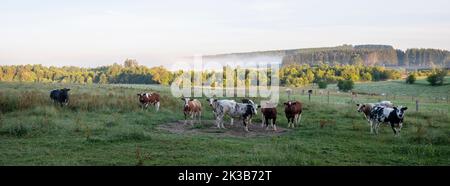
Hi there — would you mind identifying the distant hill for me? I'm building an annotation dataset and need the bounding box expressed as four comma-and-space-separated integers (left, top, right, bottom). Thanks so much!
203, 45, 450, 68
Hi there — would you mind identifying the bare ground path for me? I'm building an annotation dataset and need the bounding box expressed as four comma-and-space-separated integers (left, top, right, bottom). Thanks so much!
157, 120, 291, 137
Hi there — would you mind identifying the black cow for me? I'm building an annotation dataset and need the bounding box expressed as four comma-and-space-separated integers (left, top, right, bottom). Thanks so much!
50, 88, 71, 106
369, 105, 408, 136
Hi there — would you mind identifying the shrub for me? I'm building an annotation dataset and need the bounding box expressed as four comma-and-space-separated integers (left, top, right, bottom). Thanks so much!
318, 81, 328, 89
406, 74, 416, 84
337, 80, 354, 92
427, 69, 447, 86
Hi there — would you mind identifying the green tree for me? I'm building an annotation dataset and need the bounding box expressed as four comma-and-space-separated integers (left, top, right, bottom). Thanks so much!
427, 69, 447, 86
318, 81, 328, 89
337, 80, 354, 92
406, 74, 416, 84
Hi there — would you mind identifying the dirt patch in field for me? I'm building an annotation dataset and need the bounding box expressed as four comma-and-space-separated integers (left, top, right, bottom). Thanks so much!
157, 120, 290, 138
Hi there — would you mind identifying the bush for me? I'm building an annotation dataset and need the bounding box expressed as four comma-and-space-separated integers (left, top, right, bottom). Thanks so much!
427, 69, 447, 86
406, 74, 416, 84
318, 81, 328, 89
337, 80, 354, 92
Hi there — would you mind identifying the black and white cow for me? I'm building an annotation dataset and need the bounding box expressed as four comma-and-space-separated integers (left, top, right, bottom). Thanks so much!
369, 105, 408, 136
50, 88, 71, 107
207, 98, 257, 132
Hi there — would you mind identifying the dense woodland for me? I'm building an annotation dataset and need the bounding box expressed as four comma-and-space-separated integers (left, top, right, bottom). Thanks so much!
282, 45, 450, 67
0, 59, 174, 85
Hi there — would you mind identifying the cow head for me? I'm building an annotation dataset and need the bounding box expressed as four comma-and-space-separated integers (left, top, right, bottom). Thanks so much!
356, 104, 365, 113
206, 98, 217, 107
60, 88, 70, 104
284, 101, 295, 107
137, 93, 148, 101
181, 98, 193, 108
393, 106, 408, 119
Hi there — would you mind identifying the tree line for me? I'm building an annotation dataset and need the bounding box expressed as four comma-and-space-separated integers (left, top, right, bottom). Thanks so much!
1, 59, 405, 89
282, 45, 450, 67
0, 59, 174, 85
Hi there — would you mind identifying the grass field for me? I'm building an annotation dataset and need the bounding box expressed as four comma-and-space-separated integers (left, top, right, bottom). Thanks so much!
0, 80, 449, 165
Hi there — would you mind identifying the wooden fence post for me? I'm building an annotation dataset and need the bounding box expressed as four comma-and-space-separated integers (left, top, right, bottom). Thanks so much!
416, 99, 419, 112
327, 91, 330, 104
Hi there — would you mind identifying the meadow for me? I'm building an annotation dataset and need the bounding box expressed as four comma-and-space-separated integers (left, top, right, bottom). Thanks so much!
0, 79, 449, 165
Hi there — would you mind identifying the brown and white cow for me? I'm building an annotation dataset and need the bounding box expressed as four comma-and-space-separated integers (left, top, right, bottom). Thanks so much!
284, 101, 303, 128
258, 101, 278, 131
137, 92, 160, 111
356, 103, 375, 125
181, 98, 202, 126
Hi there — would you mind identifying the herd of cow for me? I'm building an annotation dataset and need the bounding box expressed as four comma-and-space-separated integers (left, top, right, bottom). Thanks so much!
49, 88, 408, 136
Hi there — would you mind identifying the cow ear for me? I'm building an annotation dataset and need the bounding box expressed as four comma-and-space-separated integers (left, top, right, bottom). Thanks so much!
356, 104, 360, 106
190, 98, 194, 101
402, 107, 408, 111
283, 102, 288, 105
181, 98, 185, 101
206, 98, 210, 101
393, 107, 397, 110
66, 89, 71, 91
137, 94, 141, 96
214, 99, 218, 102
257, 105, 261, 108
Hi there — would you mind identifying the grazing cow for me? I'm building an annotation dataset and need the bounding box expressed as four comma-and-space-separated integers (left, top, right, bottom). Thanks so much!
356, 103, 375, 125
137, 92, 160, 111
181, 98, 202, 125
369, 105, 408, 136
284, 101, 303, 128
50, 88, 71, 107
207, 98, 237, 126
258, 102, 277, 131
208, 98, 257, 132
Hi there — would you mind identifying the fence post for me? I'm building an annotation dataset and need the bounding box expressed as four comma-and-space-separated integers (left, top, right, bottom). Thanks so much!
327, 91, 330, 104
416, 99, 419, 112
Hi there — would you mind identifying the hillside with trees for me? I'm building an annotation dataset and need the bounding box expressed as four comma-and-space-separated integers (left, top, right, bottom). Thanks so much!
204, 45, 450, 68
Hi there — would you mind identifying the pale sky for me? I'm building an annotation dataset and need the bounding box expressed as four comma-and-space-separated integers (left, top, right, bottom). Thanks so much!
1, 0, 449, 67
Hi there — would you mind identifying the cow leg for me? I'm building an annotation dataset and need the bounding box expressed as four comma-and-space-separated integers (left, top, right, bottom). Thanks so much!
265, 118, 270, 130
287, 118, 291, 128
190, 114, 195, 126
292, 114, 298, 128
391, 126, 397, 136
297, 114, 302, 126
375, 122, 381, 135
244, 119, 249, 132
230, 118, 234, 126
198, 111, 202, 124
216, 114, 224, 129
370, 120, 374, 134
184, 113, 188, 125
261, 115, 265, 128
155, 102, 160, 112
273, 118, 277, 131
